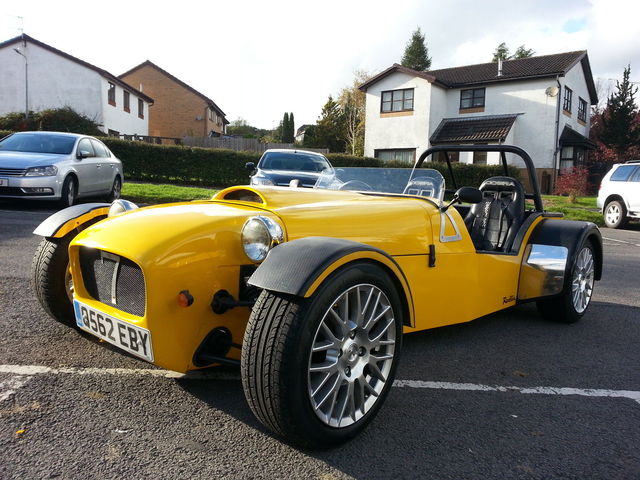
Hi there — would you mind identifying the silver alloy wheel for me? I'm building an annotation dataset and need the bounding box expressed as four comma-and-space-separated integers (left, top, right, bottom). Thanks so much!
308, 283, 396, 428
112, 177, 122, 199
605, 203, 621, 225
571, 247, 595, 313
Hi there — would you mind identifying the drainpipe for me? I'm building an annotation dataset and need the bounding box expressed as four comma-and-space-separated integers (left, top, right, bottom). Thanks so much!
552, 76, 562, 191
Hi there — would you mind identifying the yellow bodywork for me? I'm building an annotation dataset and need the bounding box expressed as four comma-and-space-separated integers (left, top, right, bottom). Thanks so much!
69, 186, 545, 373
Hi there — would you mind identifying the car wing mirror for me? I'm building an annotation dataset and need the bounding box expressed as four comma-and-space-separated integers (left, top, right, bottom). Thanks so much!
441, 186, 482, 212
245, 162, 255, 171
76, 151, 88, 159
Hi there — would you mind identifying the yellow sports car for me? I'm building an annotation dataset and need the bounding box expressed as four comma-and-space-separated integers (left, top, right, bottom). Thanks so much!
32, 145, 602, 448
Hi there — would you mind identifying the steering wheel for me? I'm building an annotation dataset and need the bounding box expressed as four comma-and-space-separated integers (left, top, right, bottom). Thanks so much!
338, 180, 373, 191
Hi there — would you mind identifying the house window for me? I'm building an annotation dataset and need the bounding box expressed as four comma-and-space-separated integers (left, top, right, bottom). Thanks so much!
138, 99, 144, 119
381, 89, 414, 113
123, 91, 130, 113
374, 148, 415, 164
208, 108, 215, 122
434, 151, 460, 163
473, 151, 488, 165
460, 88, 485, 109
563, 87, 573, 113
578, 97, 587, 122
108, 83, 116, 106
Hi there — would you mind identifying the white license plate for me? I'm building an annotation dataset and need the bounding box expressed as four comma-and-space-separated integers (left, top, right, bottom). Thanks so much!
74, 300, 154, 362
0, 177, 8, 187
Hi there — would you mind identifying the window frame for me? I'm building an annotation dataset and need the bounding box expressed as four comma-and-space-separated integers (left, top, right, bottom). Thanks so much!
123, 91, 130, 113
563, 86, 573, 113
108, 82, 116, 107
380, 88, 414, 113
577, 97, 587, 122
374, 148, 416, 164
459, 88, 485, 109
138, 98, 144, 119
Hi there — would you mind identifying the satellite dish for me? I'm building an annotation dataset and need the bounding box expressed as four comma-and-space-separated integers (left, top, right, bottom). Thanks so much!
545, 86, 559, 97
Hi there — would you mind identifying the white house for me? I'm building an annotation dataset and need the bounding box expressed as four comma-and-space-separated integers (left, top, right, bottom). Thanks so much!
359, 51, 598, 193
0, 34, 153, 136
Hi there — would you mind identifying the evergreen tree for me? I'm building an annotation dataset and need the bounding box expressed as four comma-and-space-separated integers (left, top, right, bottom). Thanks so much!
600, 65, 640, 155
306, 97, 346, 152
288, 113, 295, 143
492, 43, 534, 62
513, 45, 535, 59
281, 112, 289, 143
492, 42, 510, 62
401, 28, 431, 71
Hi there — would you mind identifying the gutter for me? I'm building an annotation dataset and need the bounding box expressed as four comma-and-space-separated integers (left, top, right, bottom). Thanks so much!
552, 75, 562, 189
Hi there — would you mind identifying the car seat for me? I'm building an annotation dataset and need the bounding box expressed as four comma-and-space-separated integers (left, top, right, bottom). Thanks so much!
463, 176, 525, 251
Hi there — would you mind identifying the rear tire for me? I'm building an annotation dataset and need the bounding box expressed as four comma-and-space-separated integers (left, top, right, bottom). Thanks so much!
603, 200, 627, 229
537, 240, 595, 323
32, 234, 76, 328
106, 176, 122, 202
240, 262, 403, 448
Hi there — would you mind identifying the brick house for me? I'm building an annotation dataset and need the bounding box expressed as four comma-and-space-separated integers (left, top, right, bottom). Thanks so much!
359, 51, 598, 193
0, 34, 153, 136
119, 60, 228, 138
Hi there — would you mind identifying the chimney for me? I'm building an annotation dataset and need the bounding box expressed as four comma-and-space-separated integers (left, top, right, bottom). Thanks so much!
498, 58, 503, 77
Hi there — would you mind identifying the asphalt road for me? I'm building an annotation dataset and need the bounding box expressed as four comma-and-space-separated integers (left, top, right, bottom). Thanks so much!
1, 200, 639, 480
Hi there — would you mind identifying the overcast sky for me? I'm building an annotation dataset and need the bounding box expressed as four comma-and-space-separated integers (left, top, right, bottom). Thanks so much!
1, 0, 639, 130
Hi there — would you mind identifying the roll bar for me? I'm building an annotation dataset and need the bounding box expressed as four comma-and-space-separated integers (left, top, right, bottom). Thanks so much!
415, 145, 543, 211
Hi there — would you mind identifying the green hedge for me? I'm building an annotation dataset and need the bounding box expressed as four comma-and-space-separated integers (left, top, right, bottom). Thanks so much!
0, 131, 521, 189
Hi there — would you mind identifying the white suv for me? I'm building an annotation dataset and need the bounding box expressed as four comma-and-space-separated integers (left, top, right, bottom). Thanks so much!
597, 161, 640, 228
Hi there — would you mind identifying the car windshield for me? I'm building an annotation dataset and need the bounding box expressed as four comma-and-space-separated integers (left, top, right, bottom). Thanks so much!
0, 133, 76, 154
314, 167, 446, 204
260, 152, 333, 173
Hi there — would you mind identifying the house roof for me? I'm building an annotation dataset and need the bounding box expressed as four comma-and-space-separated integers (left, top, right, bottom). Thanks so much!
119, 60, 228, 122
0, 34, 154, 103
430, 114, 520, 144
559, 125, 597, 150
360, 51, 598, 104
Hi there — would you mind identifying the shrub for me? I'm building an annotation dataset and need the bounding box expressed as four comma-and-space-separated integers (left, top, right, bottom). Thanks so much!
554, 166, 589, 203
0, 107, 102, 135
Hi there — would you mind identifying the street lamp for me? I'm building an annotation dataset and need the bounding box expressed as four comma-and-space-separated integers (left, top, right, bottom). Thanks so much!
13, 48, 28, 121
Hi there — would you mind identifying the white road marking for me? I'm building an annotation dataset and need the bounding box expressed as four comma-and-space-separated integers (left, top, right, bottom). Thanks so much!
602, 236, 640, 247
0, 376, 31, 402
1, 364, 639, 405
394, 380, 640, 405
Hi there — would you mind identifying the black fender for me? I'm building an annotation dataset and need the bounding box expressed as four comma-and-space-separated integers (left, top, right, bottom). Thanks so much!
248, 237, 415, 326
528, 218, 603, 280
33, 203, 111, 239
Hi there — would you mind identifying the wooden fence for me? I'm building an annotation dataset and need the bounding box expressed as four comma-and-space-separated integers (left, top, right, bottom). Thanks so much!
183, 136, 328, 154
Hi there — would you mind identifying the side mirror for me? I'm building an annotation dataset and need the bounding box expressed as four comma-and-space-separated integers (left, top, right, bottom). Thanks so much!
441, 186, 482, 212
76, 151, 87, 160
456, 186, 482, 204
245, 162, 255, 171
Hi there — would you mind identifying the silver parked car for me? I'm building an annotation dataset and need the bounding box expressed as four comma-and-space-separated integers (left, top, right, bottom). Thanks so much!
0, 131, 123, 207
597, 160, 640, 228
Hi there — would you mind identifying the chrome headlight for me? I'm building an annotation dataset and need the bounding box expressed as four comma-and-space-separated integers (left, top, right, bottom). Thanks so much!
241, 216, 284, 262
251, 176, 275, 186
25, 165, 58, 176
108, 199, 139, 217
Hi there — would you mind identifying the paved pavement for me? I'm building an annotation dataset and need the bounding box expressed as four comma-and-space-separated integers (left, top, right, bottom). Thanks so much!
1, 200, 639, 479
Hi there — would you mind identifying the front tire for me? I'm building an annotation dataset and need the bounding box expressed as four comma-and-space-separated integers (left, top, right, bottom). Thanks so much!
603, 200, 628, 229
241, 262, 403, 448
58, 176, 77, 208
537, 241, 596, 323
32, 234, 76, 327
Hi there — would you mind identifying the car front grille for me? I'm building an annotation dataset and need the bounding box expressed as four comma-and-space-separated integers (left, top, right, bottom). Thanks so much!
0, 167, 27, 176
79, 247, 146, 317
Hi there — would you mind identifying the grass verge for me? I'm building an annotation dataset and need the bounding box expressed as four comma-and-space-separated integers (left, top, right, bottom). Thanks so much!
121, 182, 218, 204
541, 195, 602, 226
